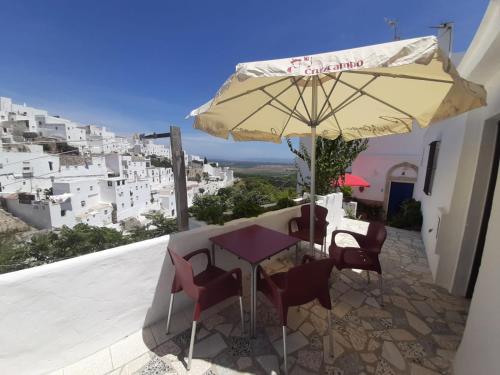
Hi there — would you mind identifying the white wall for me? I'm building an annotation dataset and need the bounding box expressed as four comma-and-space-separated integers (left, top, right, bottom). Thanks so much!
454, 171, 500, 375
452, 3, 500, 373
0, 206, 301, 375
4, 198, 76, 229
413, 115, 467, 277
416, 0, 500, 292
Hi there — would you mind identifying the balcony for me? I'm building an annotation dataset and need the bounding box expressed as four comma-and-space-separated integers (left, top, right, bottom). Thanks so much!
0, 205, 468, 375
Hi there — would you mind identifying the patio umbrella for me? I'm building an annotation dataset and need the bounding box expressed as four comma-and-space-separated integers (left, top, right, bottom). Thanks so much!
189, 36, 486, 253
335, 173, 370, 188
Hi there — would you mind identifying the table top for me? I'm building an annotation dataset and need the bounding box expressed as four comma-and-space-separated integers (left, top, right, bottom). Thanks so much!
209, 224, 300, 264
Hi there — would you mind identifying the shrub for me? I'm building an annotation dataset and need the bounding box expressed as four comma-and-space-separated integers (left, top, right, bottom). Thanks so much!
189, 194, 227, 225
339, 185, 353, 197
231, 191, 266, 219
276, 197, 295, 209
128, 211, 177, 241
388, 199, 423, 230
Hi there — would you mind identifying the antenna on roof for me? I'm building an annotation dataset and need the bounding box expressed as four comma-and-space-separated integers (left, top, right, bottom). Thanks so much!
430, 22, 454, 60
384, 18, 400, 41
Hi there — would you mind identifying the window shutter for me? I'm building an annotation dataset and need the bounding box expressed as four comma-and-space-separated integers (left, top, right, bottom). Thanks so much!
423, 141, 440, 195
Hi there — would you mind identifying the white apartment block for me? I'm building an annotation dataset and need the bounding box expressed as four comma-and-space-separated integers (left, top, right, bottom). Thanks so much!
130, 137, 170, 158
37, 115, 87, 152
98, 177, 156, 222
0, 145, 60, 193
3, 193, 76, 230
0, 97, 47, 143
188, 154, 203, 163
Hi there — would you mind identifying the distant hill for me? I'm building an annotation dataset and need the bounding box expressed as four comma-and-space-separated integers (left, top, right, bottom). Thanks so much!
214, 159, 296, 176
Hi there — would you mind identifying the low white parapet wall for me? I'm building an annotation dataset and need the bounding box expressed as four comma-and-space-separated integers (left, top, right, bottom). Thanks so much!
0, 206, 302, 375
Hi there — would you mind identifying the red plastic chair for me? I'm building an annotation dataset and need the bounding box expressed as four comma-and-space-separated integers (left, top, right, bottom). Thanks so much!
166, 248, 244, 370
329, 222, 387, 305
257, 255, 335, 374
288, 204, 329, 256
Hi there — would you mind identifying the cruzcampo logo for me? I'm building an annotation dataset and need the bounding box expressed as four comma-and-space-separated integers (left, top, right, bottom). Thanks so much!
287, 55, 363, 75
287, 56, 313, 74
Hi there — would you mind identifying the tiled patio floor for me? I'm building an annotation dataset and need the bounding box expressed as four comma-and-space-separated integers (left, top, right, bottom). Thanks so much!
53, 219, 469, 375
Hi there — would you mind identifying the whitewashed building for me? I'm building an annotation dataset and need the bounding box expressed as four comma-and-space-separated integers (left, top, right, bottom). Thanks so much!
0, 97, 47, 143
130, 137, 170, 158
98, 177, 155, 222
1, 96, 233, 229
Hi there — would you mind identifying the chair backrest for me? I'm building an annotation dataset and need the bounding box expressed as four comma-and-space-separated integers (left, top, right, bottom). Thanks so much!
364, 222, 387, 251
297, 204, 328, 230
284, 258, 335, 309
168, 248, 200, 300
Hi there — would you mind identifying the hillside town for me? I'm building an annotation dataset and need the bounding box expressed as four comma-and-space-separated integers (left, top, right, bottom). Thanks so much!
0, 96, 234, 231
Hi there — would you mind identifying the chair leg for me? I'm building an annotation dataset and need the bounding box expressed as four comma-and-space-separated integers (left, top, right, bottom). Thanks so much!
379, 273, 384, 307
239, 296, 245, 333
327, 309, 334, 358
282, 325, 288, 374
366, 270, 371, 284
187, 320, 197, 370
165, 293, 174, 334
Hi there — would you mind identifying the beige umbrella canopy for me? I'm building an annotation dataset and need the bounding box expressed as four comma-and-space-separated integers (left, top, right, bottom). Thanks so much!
189, 35, 486, 252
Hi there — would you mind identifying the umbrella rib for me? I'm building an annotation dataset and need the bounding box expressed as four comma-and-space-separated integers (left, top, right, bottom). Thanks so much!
317, 72, 342, 121
261, 87, 309, 124
318, 77, 344, 135
267, 102, 309, 124
335, 76, 414, 118
293, 77, 313, 124
217, 76, 292, 105
318, 76, 378, 124
346, 70, 454, 84
332, 113, 343, 136
278, 76, 311, 137
230, 80, 297, 131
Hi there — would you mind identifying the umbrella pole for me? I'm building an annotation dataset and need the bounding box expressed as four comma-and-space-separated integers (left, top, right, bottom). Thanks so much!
309, 125, 317, 255
309, 75, 318, 255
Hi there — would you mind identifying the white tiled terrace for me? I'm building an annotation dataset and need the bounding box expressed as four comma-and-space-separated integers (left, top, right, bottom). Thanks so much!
47, 218, 468, 375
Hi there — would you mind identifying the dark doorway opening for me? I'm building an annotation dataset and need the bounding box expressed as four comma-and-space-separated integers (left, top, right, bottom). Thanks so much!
387, 181, 415, 218
467, 121, 500, 298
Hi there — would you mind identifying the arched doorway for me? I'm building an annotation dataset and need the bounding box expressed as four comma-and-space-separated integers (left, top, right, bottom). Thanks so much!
383, 162, 418, 218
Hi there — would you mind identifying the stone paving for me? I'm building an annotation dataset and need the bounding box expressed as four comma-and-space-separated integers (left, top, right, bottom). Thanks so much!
53, 219, 469, 375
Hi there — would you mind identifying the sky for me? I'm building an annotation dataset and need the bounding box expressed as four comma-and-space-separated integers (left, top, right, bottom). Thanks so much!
0, 0, 490, 161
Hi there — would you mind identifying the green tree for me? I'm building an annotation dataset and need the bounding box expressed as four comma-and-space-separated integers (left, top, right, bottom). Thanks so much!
150, 155, 172, 169
189, 195, 227, 225
127, 212, 177, 241
231, 190, 266, 219
287, 136, 368, 195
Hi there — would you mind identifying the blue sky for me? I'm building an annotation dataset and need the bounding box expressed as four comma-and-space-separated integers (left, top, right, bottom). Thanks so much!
0, 0, 489, 161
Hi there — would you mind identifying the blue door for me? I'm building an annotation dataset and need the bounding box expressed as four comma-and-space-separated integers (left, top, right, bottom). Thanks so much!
387, 182, 414, 218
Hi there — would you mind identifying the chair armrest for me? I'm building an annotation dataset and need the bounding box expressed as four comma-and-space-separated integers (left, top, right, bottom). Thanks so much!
331, 229, 364, 246
288, 217, 300, 234
301, 254, 316, 264
183, 248, 212, 266
258, 265, 285, 292
205, 268, 242, 289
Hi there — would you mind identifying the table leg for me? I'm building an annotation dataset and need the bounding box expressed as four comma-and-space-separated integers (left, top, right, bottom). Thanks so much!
211, 243, 215, 265
251, 264, 258, 337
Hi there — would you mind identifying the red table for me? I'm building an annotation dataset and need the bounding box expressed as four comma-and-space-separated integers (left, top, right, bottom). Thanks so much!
210, 224, 300, 336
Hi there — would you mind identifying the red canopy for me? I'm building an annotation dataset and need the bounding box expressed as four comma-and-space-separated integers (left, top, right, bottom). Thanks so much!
334, 173, 370, 188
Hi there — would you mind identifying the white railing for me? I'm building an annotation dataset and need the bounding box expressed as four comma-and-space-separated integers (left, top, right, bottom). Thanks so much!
0, 195, 344, 375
